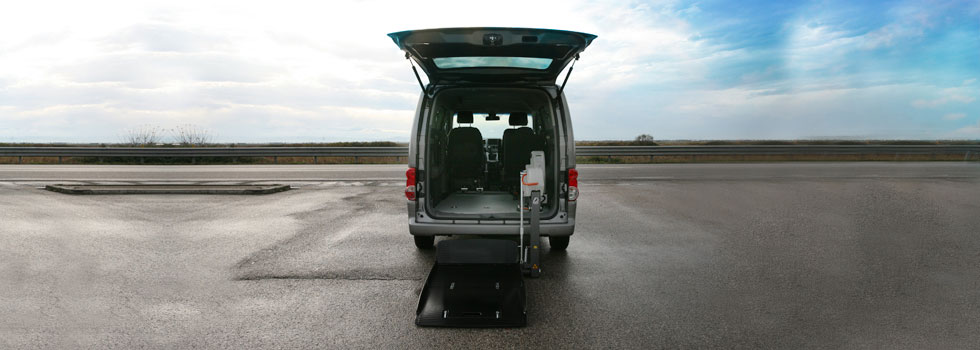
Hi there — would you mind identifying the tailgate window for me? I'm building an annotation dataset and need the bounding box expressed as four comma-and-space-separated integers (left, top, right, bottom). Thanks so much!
433, 57, 553, 69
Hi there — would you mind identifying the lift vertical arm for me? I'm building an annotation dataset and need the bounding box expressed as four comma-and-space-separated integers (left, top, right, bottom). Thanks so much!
525, 190, 541, 277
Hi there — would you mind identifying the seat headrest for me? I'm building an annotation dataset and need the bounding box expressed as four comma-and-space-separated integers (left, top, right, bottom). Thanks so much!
509, 112, 528, 126
456, 111, 474, 124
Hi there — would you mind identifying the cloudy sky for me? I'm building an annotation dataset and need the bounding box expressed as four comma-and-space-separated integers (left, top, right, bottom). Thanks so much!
1, 0, 978, 142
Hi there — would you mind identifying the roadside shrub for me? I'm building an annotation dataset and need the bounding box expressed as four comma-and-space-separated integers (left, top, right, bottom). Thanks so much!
122, 125, 163, 146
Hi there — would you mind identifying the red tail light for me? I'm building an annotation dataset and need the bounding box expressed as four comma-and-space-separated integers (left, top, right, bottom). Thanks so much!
567, 168, 578, 201
405, 167, 417, 201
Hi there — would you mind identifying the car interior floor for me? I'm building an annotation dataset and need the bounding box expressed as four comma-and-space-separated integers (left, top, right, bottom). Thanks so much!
433, 192, 519, 215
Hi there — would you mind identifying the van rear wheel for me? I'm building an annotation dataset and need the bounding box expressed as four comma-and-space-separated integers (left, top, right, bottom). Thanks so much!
414, 236, 435, 249
549, 236, 570, 251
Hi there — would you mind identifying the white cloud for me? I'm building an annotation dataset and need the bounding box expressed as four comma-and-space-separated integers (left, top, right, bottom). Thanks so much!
0, 0, 977, 142
574, 82, 965, 140
950, 120, 980, 138
912, 87, 977, 108
0, 0, 706, 142
100, 23, 233, 53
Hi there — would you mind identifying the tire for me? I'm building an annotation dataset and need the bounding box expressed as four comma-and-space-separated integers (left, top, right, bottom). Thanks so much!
414, 236, 435, 249
549, 236, 570, 251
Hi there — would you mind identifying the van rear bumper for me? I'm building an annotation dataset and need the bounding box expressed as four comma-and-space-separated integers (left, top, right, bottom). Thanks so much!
409, 218, 575, 237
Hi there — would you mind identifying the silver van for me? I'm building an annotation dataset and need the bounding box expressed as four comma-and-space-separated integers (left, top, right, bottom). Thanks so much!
388, 27, 596, 251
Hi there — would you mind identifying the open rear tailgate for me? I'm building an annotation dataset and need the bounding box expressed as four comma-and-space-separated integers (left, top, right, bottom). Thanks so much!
389, 27, 596, 84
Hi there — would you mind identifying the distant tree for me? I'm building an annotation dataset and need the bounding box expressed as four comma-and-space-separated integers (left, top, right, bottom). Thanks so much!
171, 124, 213, 146
122, 125, 163, 146
635, 134, 654, 142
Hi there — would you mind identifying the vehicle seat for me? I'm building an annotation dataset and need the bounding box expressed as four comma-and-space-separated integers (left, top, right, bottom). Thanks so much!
501, 112, 543, 191
447, 111, 485, 189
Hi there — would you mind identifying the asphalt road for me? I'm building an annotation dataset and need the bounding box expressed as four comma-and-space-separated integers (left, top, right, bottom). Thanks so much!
1, 162, 979, 348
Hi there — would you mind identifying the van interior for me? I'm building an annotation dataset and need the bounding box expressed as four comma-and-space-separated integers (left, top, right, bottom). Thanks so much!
425, 88, 558, 219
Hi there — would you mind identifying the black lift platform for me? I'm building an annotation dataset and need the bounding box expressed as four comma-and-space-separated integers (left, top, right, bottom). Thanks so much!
415, 183, 544, 328
415, 239, 527, 327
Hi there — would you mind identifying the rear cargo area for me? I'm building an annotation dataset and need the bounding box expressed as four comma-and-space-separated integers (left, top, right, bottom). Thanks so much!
433, 193, 518, 215
424, 88, 559, 219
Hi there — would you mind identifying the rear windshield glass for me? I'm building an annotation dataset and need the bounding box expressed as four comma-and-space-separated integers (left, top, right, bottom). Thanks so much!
432, 57, 553, 69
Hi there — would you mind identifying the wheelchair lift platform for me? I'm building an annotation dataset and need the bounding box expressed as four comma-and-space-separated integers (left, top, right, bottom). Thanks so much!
415, 239, 527, 327
415, 151, 546, 328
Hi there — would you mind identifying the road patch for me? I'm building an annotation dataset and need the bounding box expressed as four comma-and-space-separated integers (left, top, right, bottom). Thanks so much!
44, 184, 290, 195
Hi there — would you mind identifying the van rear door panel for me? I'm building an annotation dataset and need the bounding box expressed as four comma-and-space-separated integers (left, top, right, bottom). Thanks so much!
388, 28, 596, 84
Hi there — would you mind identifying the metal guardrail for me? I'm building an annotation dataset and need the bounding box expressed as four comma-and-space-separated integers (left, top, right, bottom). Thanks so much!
0, 145, 978, 162
573, 145, 980, 156
0, 147, 407, 158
